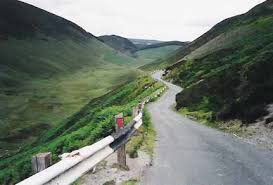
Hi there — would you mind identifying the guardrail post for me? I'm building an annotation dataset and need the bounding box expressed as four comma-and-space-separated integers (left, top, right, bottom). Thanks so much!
32, 152, 52, 174
138, 103, 144, 113
132, 106, 139, 117
115, 113, 127, 169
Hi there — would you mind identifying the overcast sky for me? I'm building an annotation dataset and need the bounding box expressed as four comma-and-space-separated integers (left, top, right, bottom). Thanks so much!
21, 0, 265, 41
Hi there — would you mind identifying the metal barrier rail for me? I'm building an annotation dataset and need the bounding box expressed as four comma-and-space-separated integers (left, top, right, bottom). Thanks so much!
17, 113, 143, 185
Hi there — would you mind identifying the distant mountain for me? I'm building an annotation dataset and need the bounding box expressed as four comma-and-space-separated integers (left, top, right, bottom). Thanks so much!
164, 0, 273, 125
99, 35, 187, 66
98, 35, 138, 55
129, 38, 164, 48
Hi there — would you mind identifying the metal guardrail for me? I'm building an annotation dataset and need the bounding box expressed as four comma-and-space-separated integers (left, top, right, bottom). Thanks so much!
17, 86, 167, 185
17, 113, 142, 185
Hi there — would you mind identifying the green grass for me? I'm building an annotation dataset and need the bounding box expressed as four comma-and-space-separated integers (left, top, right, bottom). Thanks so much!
179, 108, 245, 136
121, 179, 138, 185
126, 108, 156, 158
0, 76, 164, 184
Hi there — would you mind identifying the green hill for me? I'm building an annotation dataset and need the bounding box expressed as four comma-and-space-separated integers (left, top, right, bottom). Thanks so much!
164, 0, 273, 125
0, 0, 139, 158
0, 0, 137, 88
98, 35, 138, 56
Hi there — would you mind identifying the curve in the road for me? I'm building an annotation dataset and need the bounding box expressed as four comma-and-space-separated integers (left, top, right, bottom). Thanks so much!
141, 72, 273, 185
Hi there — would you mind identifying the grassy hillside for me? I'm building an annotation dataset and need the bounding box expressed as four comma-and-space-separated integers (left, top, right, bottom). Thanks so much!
135, 41, 188, 66
98, 35, 138, 56
136, 45, 182, 66
0, 0, 139, 157
0, 76, 164, 185
166, 0, 273, 125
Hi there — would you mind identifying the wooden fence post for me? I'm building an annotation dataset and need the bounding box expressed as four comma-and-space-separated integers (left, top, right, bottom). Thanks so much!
32, 152, 52, 174
115, 113, 127, 169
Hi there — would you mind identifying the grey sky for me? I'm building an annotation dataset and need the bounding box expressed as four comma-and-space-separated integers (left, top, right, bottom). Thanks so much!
21, 0, 265, 41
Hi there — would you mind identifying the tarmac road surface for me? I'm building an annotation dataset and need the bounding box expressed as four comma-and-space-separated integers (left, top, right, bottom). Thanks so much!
141, 71, 273, 185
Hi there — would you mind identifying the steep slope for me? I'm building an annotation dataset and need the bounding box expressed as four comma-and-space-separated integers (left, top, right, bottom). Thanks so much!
0, 0, 138, 157
0, 76, 164, 184
0, 0, 136, 88
166, 0, 273, 125
98, 35, 138, 55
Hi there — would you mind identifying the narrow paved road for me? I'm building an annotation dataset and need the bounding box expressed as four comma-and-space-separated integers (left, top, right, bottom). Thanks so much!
141, 72, 273, 185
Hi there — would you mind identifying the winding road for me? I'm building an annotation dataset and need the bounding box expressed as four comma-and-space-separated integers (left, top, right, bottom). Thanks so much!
141, 71, 273, 185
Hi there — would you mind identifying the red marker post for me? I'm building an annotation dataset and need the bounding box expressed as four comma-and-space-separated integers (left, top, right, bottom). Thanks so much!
115, 113, 127, 169
116, 115, 124, 129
